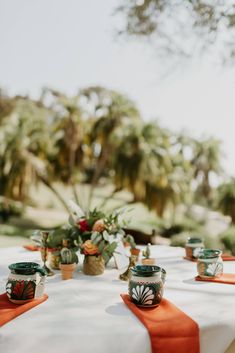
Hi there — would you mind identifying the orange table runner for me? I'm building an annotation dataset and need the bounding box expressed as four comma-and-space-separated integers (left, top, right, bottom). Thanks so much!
0, 293, 48, 327
195, 274, 235, 285
184, 254, 235, 262
23, 245, 40, 251
121, 294, 200, 353
221, 254, 235, 261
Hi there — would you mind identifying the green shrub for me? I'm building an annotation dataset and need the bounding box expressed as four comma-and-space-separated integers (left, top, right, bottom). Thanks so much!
216, 179, 235, 223
0, 197, 23, 222
170, 232, 189, 247
171, 230, 223, 249
160, 217, 201, 238
220, 226, 235, 255
0, 224, 31, 238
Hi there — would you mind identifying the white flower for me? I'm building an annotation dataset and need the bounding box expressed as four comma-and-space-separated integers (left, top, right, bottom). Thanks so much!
132, 285, 154, 305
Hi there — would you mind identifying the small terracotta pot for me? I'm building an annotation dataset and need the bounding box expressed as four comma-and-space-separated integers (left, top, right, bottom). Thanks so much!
83, 255, 105, 276
59, 263, 76, 280
130, 248, 140, 260
141, 258, 156, 265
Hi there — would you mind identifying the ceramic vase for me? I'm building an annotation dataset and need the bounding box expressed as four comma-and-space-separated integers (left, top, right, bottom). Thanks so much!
6, 262, 46, 304
197, 249, 223, 279
129, 265, 166, 307
83, 255, 105, 276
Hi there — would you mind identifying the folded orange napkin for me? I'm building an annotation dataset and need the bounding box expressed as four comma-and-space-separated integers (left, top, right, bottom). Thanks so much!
23, 244, 40, 251
121, 294, 200, 353
184, 254, 235, 262
0, 293, 48, 327
221, 254, 235, 261
195, 274, 235, 285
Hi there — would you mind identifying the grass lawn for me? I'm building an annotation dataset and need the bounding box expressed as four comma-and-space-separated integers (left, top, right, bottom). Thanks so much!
0, 182, 162, 248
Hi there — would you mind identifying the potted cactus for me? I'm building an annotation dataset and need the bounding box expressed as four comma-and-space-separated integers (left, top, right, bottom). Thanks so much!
59, 248, 78, 280
142, 243, 156, 265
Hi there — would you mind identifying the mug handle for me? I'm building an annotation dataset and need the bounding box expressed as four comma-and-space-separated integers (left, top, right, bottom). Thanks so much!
161, 268, 166, 283
36, 268, 47, 276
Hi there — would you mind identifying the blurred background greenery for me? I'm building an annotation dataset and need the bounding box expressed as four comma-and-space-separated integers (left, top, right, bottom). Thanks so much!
1, 0, 235, 251
0, 87, 235, 253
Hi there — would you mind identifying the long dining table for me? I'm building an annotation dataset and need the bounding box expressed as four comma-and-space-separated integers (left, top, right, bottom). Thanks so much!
0, 244, 235, 353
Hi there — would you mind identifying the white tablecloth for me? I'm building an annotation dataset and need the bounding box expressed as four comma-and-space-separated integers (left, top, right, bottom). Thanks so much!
0, 245, 235, 353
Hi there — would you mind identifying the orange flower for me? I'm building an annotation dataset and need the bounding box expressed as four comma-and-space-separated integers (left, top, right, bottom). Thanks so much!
92, 219, 106, 233
83, 240, 99, 255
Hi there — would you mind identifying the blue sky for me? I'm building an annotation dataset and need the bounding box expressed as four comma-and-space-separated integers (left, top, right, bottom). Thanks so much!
1, 0, 235, 175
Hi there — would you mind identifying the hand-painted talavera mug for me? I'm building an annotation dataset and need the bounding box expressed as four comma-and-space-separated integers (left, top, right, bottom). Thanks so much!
197, 249, 223, 279
128, 265, 166, 307
185, 237, 204, 259
6, 262, 46, 304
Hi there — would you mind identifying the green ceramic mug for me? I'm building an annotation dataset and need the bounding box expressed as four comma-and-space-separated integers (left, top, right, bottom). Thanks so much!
6, 262, 46, 304
197, 249, 223, 279
128, 265, 166, 307
185, 237, 204, 259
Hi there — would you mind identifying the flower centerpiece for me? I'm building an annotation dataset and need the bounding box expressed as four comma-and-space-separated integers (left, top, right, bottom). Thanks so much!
68, 203, 125, 275
81, 232, 117, 275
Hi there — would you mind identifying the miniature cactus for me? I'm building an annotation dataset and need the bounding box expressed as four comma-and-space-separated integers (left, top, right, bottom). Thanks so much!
59, 248, 78, 280
142, 243, 151, 259
60, 248, 78, 264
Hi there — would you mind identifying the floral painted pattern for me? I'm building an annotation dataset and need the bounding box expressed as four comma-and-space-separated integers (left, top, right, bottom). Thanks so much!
131, 285, 155, 306
206, 263, 223, 277
6, 280, 35, 300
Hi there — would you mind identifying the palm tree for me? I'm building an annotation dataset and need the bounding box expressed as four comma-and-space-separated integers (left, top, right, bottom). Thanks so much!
79, 86, 141, 206
0, 95, 69, 210
41, 89, 85, 204
191, 137, 222, 204
217, 179, 235, 223
0, 90, 15, 122
112, 122, 191, 217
